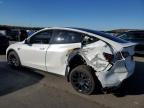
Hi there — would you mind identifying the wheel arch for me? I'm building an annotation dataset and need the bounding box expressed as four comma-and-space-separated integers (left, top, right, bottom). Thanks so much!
66, 54, 87, 82
6, 49, 20, 62
66, 53, 101, 87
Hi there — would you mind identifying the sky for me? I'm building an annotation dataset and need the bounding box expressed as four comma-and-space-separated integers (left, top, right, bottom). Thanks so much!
0, 0, 144, 30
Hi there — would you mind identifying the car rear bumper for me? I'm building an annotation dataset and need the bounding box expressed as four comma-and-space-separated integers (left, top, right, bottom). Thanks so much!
96, 57, 135, 88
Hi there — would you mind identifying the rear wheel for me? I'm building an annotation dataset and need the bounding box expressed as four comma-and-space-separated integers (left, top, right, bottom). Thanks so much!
7, 51, 21, 68
70, 65, 100, 95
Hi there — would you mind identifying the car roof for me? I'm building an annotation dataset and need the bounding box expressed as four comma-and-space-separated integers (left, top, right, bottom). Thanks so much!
38, 27, 128, 44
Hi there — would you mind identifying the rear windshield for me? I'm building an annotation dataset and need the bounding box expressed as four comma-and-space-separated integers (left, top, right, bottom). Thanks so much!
74, 28, 128, 43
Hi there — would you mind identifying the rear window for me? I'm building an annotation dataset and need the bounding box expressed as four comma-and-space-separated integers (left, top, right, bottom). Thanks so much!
52, 30, 82, 44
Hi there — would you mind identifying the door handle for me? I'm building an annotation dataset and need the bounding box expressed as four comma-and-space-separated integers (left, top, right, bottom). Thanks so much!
40, 48, 45, 50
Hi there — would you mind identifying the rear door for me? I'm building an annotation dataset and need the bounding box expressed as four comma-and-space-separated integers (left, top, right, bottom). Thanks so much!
45, 30, 82, 75
18, 30, 52, 71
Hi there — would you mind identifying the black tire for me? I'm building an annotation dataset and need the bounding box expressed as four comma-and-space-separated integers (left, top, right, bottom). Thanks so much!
70, 65, 101, 95
7, 51, 21, 68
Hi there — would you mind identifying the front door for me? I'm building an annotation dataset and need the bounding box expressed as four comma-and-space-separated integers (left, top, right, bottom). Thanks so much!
18, 30, 52, 71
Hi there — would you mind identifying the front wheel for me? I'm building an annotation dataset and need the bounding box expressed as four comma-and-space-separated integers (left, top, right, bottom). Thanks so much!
7, 51, 21, 68
70, 65, 100, 95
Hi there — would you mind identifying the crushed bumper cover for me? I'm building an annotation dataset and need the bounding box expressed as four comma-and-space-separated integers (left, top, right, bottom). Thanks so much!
96, 59, 135, 88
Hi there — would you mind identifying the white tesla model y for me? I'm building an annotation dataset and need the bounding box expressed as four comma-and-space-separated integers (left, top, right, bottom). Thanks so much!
6, 27, 136, 94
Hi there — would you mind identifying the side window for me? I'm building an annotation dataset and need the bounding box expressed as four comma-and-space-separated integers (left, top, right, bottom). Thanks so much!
82, 35, 99, 45
52, 30, 82, 44
29, 30, 52, 44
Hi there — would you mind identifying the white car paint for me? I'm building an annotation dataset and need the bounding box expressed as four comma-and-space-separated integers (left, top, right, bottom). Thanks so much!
18, 43, 49, 71
6, 27, 136, 88
80, 40, 113, 72
45, 43, 81, 75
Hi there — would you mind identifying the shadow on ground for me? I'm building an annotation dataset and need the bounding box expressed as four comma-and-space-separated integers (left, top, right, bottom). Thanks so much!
113, 61, 144, 97
0, 61, 44, 96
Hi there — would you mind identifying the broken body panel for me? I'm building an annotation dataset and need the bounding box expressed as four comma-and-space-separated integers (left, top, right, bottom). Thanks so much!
68, 40, 136, 88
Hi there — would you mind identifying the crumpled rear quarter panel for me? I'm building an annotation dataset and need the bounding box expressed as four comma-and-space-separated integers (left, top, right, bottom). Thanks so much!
80, 40, 113, 72
79, 40, 135, 88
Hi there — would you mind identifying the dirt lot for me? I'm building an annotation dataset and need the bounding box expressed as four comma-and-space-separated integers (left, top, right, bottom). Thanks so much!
0, 55, 144, 108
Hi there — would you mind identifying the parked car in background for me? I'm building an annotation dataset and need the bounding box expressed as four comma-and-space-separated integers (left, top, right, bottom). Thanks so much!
118, 30, 144, 55
6, 27, 136, 95
0, 33, 9, 53
6, 29, 19, 41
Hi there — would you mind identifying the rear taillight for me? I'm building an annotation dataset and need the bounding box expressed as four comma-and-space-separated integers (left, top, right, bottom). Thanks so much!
103, 52, 114, 63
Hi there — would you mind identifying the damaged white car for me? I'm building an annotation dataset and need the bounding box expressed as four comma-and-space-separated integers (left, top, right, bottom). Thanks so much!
6, 27, 136, 94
